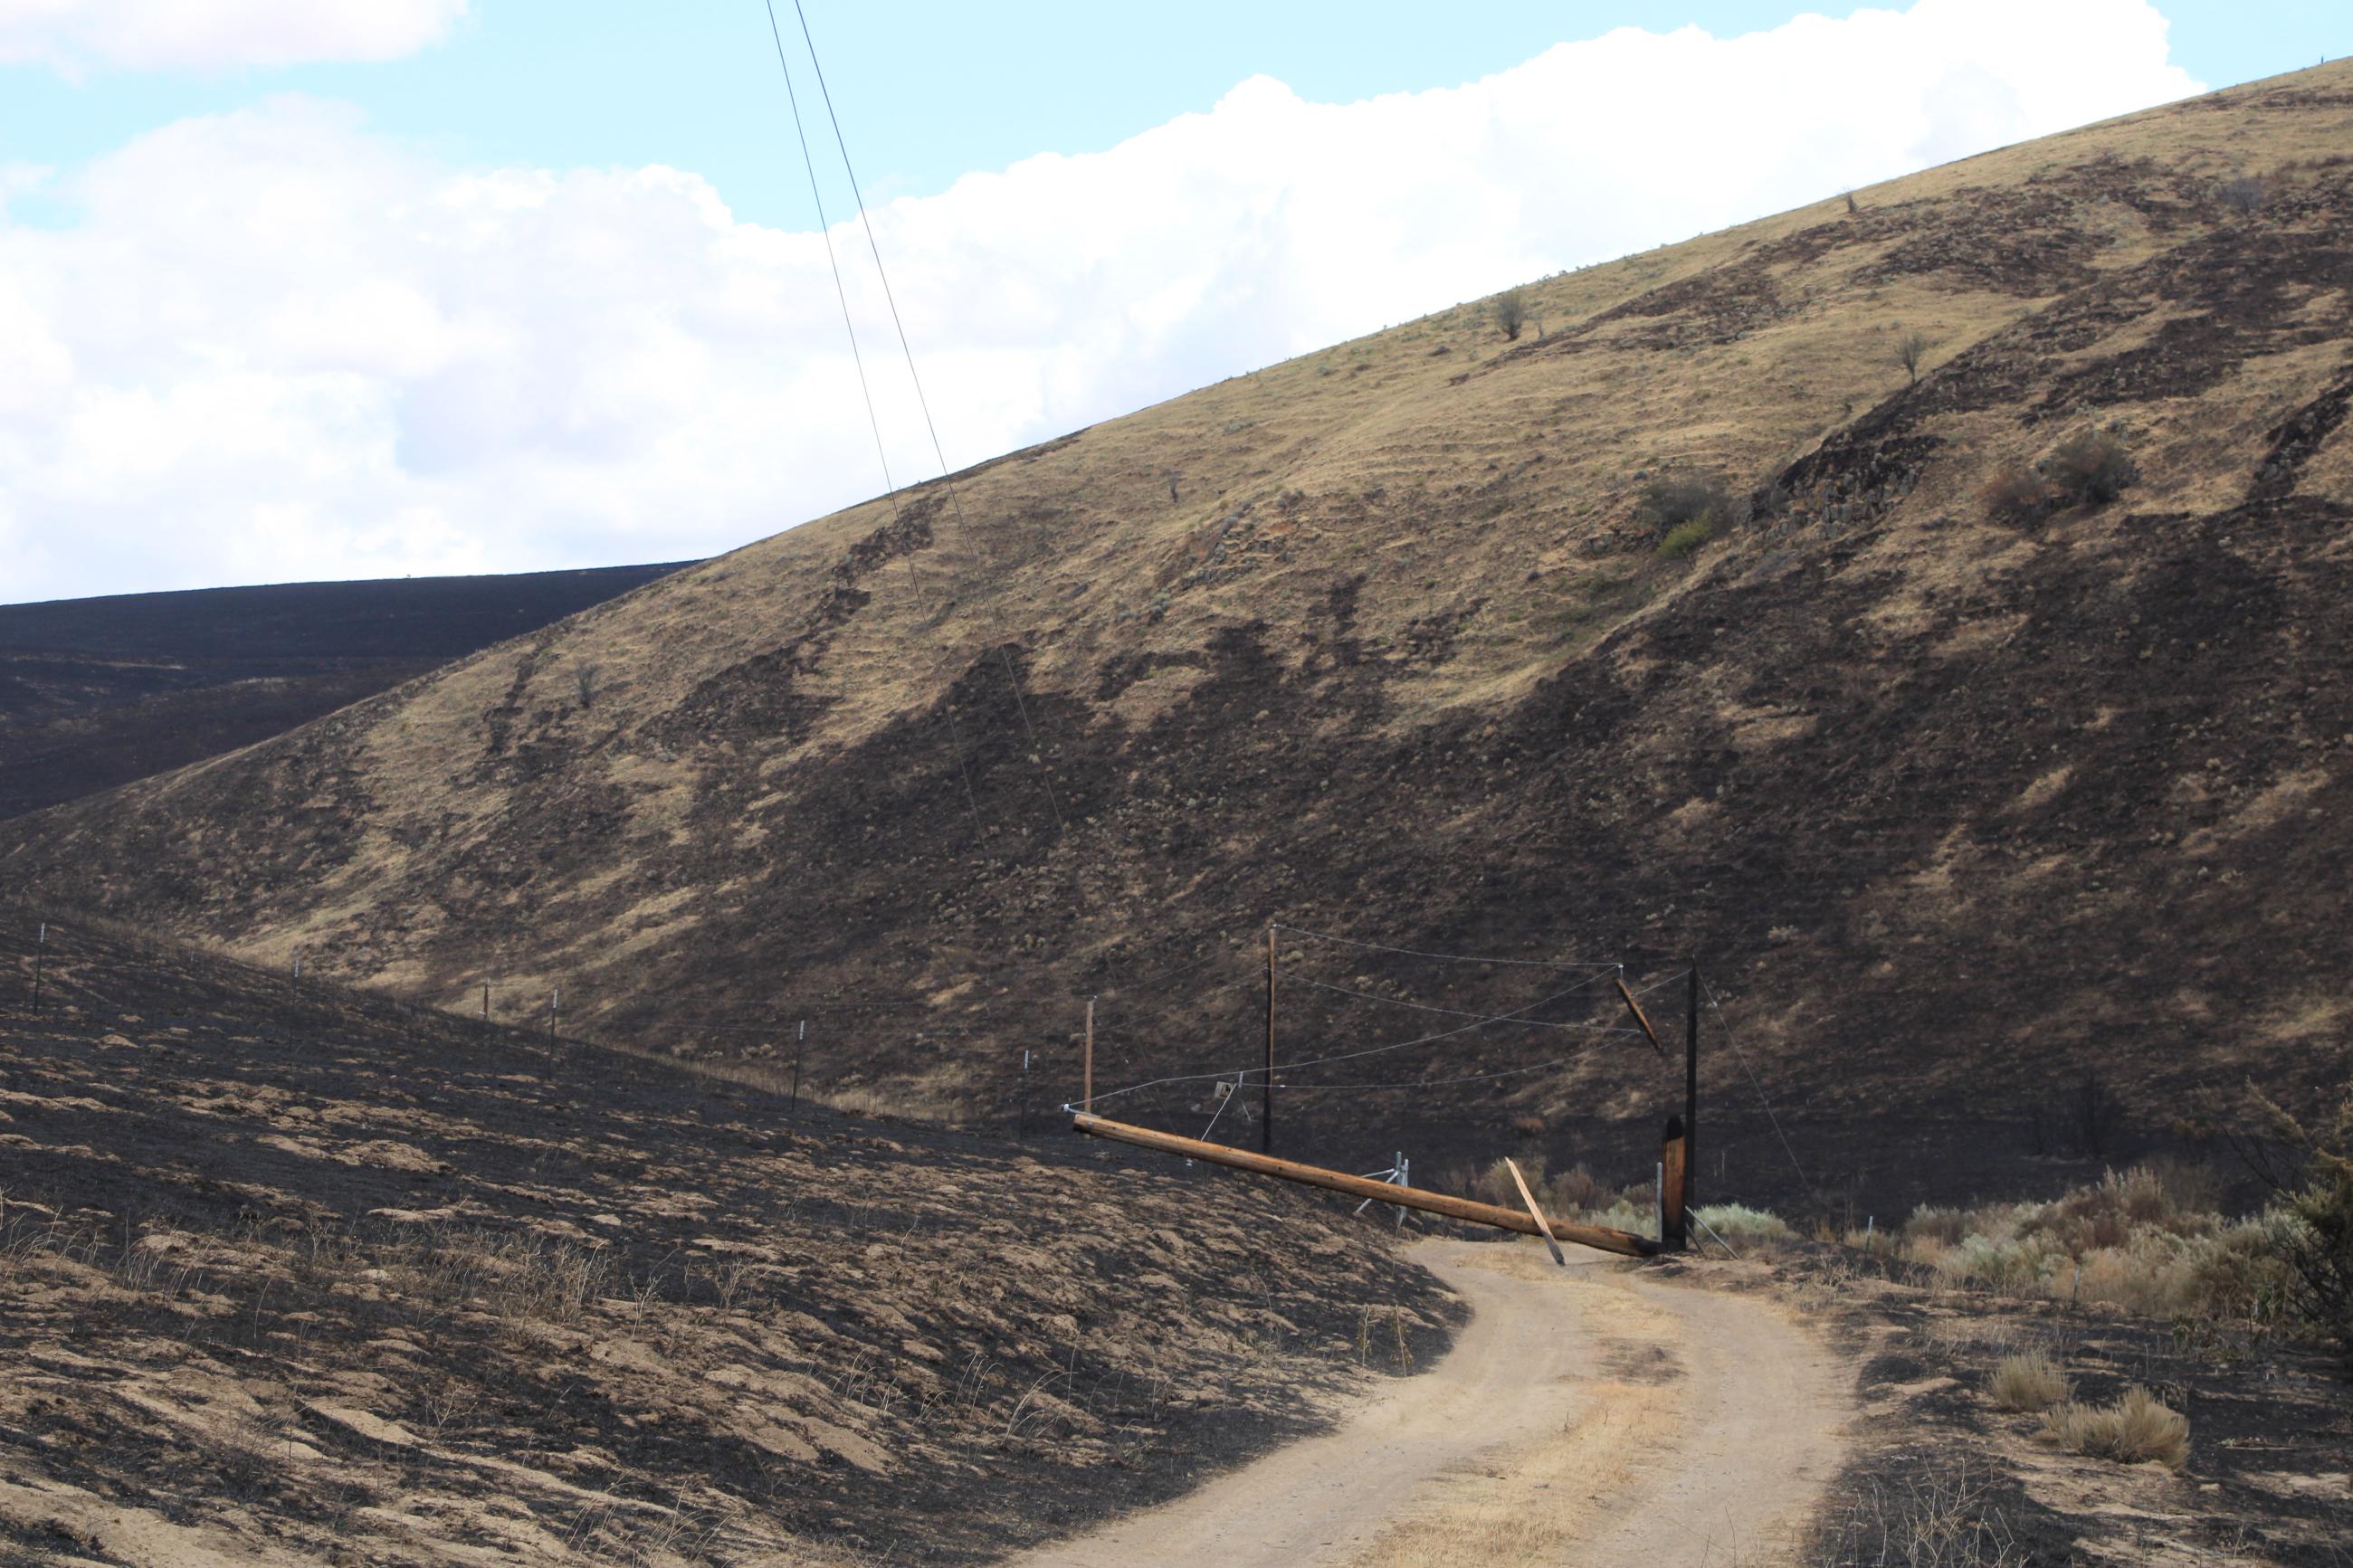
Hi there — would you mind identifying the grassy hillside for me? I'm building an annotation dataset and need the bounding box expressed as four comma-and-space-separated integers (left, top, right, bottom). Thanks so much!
0, 911, 1449, 1563
7, 64, 2353, 1208
0, 564, 687, 820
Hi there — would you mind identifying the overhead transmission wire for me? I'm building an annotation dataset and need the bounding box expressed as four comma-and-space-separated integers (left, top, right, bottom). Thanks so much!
1288, 974, 1638, 1034
1073, 963, 1625, 1110
757, 1, 983, 832
1702, 974, 1818, 1201
1272, 923, 1618, 970
781, 0, 1065, 833
1280, 1049, 1605, 1094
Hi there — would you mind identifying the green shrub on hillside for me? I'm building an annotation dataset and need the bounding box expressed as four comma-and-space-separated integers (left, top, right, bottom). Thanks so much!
1492, 288, 1528, 342
1981, 462, 2049, 522
1637, 472, 1737, 539
1657, 519, 1715, 558
2045, 429, 2137, 507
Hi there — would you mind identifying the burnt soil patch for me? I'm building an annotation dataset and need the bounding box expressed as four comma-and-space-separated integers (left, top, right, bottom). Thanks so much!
0, 911, 1456, 1565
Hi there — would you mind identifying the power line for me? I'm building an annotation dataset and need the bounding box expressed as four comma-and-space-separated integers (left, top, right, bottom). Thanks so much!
1287, 974, 1639, 1034
1272, 922, 1621, 970
1074, 964, 1626, 1108
1703, 974, 1815, 1198
785, 0, 1065, 834
757, 0, 984, 832
1277, 1049, 1600, 1093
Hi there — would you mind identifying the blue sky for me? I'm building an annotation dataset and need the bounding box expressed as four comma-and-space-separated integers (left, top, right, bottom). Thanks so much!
5, 2, 2344, 228
0, 1, 2342, 601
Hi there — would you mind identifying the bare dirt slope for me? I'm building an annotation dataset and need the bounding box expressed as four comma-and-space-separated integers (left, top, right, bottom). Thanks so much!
0, 913, 1455, 1565
8, 64, 2353, 1201
1007, 1237, 1848, 1568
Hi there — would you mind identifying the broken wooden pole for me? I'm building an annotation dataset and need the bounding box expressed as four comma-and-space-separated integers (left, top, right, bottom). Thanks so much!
1073, 1112, 1659, 1258
1615, 974, 1663, 1053
1661, 1114, 1689, 1251
1504, 1156, 1567, 1266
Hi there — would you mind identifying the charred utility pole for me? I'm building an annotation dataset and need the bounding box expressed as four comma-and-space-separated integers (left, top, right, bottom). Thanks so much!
1081, 998, 1094, 1112
1262, 925, 1276, 1155
1684, 958, 1700, 1228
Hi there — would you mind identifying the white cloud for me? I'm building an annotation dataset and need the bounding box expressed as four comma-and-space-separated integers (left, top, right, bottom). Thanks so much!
0, 0, 2200, 603
0, 0, 465, 75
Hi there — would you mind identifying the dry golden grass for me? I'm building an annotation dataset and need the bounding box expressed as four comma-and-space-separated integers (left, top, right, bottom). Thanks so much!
2037, 1386, 2191, 1468
1986, 1352, 2071, 1412
17, 59, 2353, 1130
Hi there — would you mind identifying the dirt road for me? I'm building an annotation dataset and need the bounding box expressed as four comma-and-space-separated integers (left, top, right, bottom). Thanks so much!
1005, 1238, 1849, 1568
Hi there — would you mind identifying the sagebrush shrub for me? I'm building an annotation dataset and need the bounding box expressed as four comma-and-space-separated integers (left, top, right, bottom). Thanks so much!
1493, 288, 1528, 341
2254, 1082, 2353, 1373
1981, 463, 2049, 523
1637, 473, 1736, 537
1657, 519, 1714, 558
1693, 1202, 1793, 1243
2045, 430, 2137, 507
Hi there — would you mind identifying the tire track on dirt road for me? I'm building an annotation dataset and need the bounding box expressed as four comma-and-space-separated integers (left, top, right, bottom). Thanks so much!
1003, 1237, 1851, 1568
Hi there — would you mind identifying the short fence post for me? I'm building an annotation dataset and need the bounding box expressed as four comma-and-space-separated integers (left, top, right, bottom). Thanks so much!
789, 1020, 804, 1118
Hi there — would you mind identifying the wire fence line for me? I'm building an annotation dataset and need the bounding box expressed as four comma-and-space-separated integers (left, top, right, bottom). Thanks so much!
1272, 921, 1621, 971
1072, 956, 1643, 1112
7, 908, 1771, 1188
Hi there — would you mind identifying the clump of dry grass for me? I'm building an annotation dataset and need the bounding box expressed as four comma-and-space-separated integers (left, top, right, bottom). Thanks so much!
2037, 1386, 2189, 1468
1812, 1465, 2027, 1566
1986, 1352, 2070, 1412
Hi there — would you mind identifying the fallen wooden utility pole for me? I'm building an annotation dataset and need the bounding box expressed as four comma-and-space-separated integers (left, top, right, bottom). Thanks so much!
1503, 1156, 1566, 1266
1072, 1113, 1659, 1259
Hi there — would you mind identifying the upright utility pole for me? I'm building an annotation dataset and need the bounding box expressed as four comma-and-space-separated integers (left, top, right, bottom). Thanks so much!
1081, 998, 1095, 1111
1684, 958, 1700, 1222
1262, 925, 1276, 1155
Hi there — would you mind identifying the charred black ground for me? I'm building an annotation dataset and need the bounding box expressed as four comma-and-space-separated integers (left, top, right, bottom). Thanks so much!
0, 911, 1454, 1564
0, 564, 688, 820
